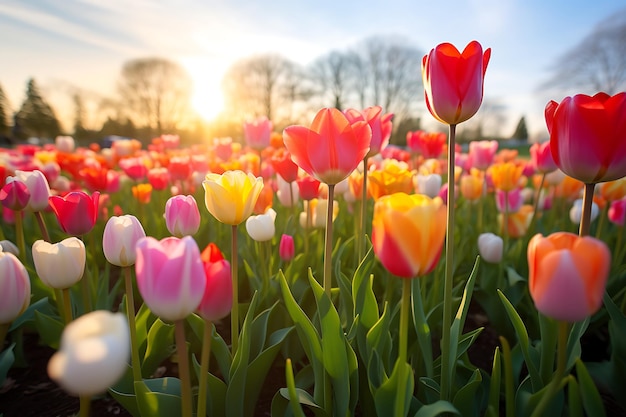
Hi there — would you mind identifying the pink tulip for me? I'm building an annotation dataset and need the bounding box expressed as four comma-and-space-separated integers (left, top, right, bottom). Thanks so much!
283, 108, 372, 185
164, 195, 201, 237
422, 41, 491, 125
197, 243, 232, 322
495, 188, 524, 213
135, 236, 206, 321
529, 141, 557, 174
243, 116, 273, 150
468, 140, 498, 170
608, 197, 626, 226
279, 234, 295, 262
14, 170, 51, 212
344, 106, 393, 158
102, 215, 146, 267
0, 251, 30, 325
0, 179, 30, 211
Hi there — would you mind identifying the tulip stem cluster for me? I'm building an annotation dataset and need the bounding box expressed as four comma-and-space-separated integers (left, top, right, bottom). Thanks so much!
124, 266, 143, 384
440, 123, 457, 401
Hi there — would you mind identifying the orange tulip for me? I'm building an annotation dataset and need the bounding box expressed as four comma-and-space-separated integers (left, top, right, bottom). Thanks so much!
132, 183, 152, 204
368, 160, 414, 200
528, 232, 610, 322
489, 162, 524, 192
372, 192, 446, 278
283, 108, 371, 185
499, 204, 533, 238
460, 169, 485, 201
422, 41, 491, 125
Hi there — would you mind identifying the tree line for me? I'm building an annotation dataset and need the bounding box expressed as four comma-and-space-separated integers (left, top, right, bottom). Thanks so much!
1, 9, 625, 147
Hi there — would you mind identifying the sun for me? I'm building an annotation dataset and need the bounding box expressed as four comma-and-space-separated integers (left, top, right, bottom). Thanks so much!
180, 56, 227, 121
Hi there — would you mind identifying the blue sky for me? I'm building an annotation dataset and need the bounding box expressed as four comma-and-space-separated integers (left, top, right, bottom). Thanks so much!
1, 0, 624, 137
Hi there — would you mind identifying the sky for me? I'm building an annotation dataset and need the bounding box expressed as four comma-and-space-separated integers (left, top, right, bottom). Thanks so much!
1, 0, 624, 138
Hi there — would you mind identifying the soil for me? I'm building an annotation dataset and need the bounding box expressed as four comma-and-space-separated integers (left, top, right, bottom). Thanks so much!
1, 306, 623, 417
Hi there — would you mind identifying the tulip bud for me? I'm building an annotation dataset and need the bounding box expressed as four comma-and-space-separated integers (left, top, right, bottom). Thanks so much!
279, 234, 295, 262
246, 208, 277, 242
32, 238, 86, 289
415, 174, 442, 198
0, 179, 30, 211
13, 170, 51, 211
477, 233, 503, 264
197, 244, 232, 322
102, 215, 146, 267
0, 252, 30, 324
608, 198, 626, 226
55, 135, 76, 153
48, 310, 129, 396
164, 195, 201, 237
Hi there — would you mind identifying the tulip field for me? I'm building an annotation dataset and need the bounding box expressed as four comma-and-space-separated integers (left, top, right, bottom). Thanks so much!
1, 41, 626, 417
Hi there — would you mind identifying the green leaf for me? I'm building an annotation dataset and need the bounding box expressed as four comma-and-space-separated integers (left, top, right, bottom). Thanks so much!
575, 358, 606, 417
186, 313, 232, 382
134, 378, 182, 417
497, 289, 542, 391
192, 354, 227, 417
373, 360, 413, 417
418, 377, 440, 405
9, 297, 56, 331
567, 376, 583, 417
411, 279, 433, 378
141, 318, 175, 378
33, 310, 64, 349
366, 303, 393, 372
308, 270, 352, 417
0, 343, 16, 385
452, 368, 483, 417
486, 347, 501, 417
413, 400, 460, 417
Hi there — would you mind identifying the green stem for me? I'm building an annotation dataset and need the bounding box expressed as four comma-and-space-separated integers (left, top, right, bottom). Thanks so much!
527, 173, 547, 237
399, 279, 411, 365
80, 269, 92, 315
579, 183, 596, 237
440, 123, 457, 401
175, 319, 193, 417
231, 224, 239, 354
34, 210, 50, 242
323, 184, 335, 298
595, 203, 608, 239
531, 320, 569, 417
79, 395, 91, 417
14, 210, 25, 263
539, 315, 557, 384
124, 266, 142, 383
197, 320, 213, 417
358, 157, 369, 262
62, 288, 73, 325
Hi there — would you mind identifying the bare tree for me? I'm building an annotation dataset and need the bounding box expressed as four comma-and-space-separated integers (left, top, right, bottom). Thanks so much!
117, 57, 193, 134
308, 51, 354, 110
221, 54, 306, 125
540, 7, 626, 95
347, 35, 424, 122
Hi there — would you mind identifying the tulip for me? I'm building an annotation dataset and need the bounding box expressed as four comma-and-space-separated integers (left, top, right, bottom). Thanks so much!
165, 195, 201, 237
168, 155, 192, 182
300, 198, 339, 229
132, 183, 152, 204
135, 236, 206, 322
197, 243, 232, 322
0, 240, 20, 257
0, 179, 30, 211
372, 192, 446, 278
296, 175, 321, 201
495, 188, 524, 213
202, 170, 264, 226
0, 251, 30, 325
460, 170, 485, 201
477, 233, 503, 264
55, 135, 76, 153
254, 181, 275, 215
243, 116, 272, 150
406, 130, 447, 159
47, 310, 130, 396
245, 208, 277, 242
468, 140, 498, 170
529, 141, 557, 174
368, 160, 415, 200
49, 191, 100, 236
489, 162, 525, 192
270, 148, 299, 183
32, 237, 86, 289
147, 167, 170, 191
415, 173, 442, 199
276, 175, 299, 208
422, 41, 491, 125
279, 234, 295, 262
528, 232, 610, 322
119, 157, 149, 181
569, 198, 599, 225
102, 215, 146, 267
598, 177, 626, 203
546, 92, 626, 184
283, 107, 372, 185
344, 106, 393, 158
499, 205, 534, 238
13, 170, 51, 211
608, 197, 626, 226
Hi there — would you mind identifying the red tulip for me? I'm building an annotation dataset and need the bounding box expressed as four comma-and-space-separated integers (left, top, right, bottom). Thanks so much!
406, 130, 447, 159
197, 243, 232, 322
49, 191, 100, 236
422, 41, 491, 125
545, 92, 626, 183
283, 108, 372, 185
270, 148, 299, 183
279, 234, 295, 262
344, 106, 393, 158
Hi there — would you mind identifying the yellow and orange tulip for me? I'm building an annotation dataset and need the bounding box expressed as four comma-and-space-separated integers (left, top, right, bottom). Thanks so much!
202, 170, 264, 226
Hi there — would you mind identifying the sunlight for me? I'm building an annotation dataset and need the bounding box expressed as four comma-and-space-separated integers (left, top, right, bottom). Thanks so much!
180, 56, 227, 121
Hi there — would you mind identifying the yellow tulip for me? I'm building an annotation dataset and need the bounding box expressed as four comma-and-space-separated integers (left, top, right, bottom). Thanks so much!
202, 170, 264, 225
372, 192, 446, 278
